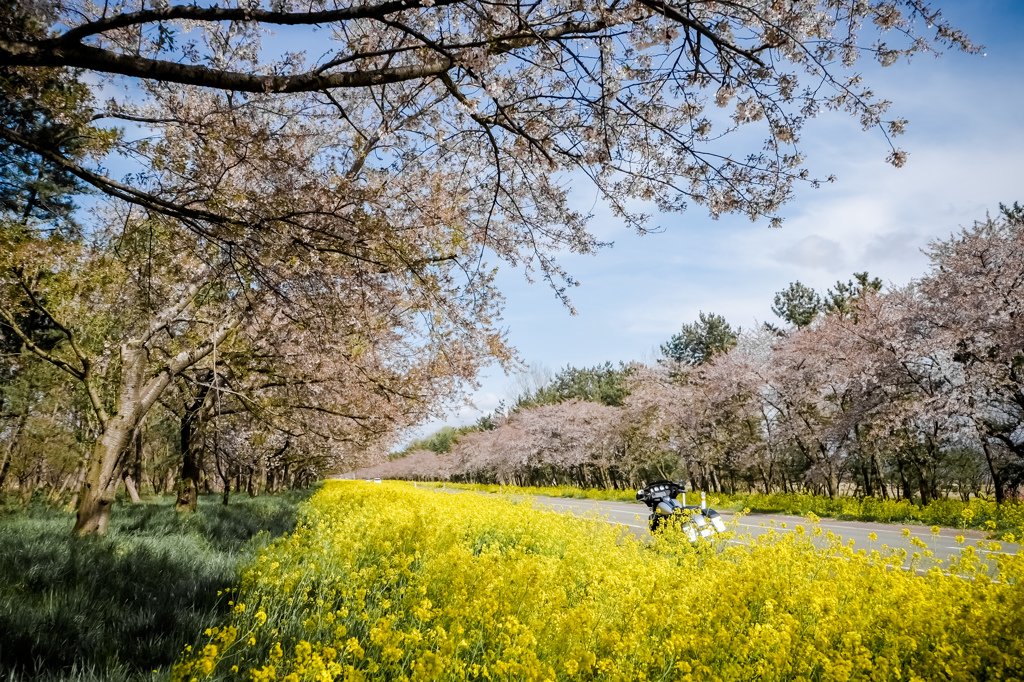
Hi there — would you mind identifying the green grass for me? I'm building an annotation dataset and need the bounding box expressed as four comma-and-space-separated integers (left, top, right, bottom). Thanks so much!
0, 488, 315, 682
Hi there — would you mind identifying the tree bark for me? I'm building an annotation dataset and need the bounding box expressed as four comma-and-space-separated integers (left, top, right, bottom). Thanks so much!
982, 441, 1006, 505
66, 463, 87, 511
73, 341, 147, 535
73, 421, 133, 534
123, 472, 141, 504
176, 369, 213, 513
916, 460, 932, 506
0, 413, 28, 491
0, 451, 9, 491
248, 455, 266, 497
176, 430, 203, 512
871, 452, 888, 499
121, 430, 144, 503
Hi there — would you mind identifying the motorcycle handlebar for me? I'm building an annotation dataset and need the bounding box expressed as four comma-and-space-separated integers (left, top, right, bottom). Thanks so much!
635, 480, 687, 503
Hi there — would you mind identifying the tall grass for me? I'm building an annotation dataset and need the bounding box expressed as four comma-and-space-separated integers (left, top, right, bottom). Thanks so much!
0, 488, 315, 682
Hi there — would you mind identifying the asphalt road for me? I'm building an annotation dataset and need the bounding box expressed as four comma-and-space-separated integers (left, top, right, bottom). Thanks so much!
429, 486, 1020, 572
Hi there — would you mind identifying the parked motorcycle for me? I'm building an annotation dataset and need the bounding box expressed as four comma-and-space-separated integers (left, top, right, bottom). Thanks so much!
636, 480, 727, 539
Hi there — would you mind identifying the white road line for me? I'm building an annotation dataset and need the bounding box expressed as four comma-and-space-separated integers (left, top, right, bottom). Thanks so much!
550, 501, 983, 540
731, 518, 961, 536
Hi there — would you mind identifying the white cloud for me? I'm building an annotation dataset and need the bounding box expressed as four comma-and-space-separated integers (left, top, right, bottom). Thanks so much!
862, 227, 925, 264
470, 392, 502, 413
775, 235, 847, 270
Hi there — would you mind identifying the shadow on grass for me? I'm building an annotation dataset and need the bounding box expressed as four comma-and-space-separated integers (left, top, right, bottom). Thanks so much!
0, 488, 315, 682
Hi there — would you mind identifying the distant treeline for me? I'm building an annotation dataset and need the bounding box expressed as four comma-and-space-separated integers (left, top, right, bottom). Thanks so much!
355, 205, 1024, 504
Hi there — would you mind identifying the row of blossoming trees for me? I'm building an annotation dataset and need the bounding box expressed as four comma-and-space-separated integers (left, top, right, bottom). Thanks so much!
357, 208, 1024, 503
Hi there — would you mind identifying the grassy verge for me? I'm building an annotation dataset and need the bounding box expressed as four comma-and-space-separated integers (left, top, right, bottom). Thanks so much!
174, 481, 1023, 682
0, 488, 315, 682
415, 482, 1024, 538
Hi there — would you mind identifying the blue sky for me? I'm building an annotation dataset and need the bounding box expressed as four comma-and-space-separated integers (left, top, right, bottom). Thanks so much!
409, 0, 1024, 440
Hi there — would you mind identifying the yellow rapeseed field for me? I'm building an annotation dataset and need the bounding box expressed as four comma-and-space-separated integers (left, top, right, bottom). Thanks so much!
173, 481, 1023, 682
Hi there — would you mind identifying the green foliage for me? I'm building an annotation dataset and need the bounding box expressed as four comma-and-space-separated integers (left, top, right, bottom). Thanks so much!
397, 425, 473, 456
517, 361, 631, 408
771, 281, 822, 328
660, 311, 737, 365
0, 3, 101, 234
0, 489, 314, 682
1000, 201, 1024, 223
823, 271, 883, 317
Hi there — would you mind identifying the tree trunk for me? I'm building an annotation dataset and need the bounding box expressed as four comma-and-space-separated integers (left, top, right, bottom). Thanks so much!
0, 445, 11, 492
74, 421, 133, 534
894, 455, 913, 503
871, 452, 888, 499
0, 413, 28, 491
74, 341, 150, 535
66, 463, 87, 511
176, 439, 203, 512
176, 369, 213, 513
916, 462, 932, 506
122, 431, 143, 503
248, 459, 264, 497
123, 472, 141, 504
982, 441, 1006, 505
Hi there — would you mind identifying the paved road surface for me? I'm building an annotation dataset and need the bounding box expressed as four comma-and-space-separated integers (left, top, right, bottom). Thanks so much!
428, 486, 1019, 572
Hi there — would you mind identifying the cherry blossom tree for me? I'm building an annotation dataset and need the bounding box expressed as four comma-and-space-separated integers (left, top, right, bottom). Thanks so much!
917, 209, 1024, 502
0, 0, 984, 527
1, 91, 501, 531
443, 399, 623, 486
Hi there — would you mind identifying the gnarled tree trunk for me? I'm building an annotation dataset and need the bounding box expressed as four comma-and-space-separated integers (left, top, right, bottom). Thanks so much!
74, 419, 135, 534
74, 341, 148, 535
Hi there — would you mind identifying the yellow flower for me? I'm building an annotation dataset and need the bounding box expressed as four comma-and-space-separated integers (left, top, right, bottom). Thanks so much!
168, 481, 1024, 682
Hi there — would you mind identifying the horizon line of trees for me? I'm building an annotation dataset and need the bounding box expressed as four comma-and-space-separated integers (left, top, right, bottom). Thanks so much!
356, 204, 1024, 504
